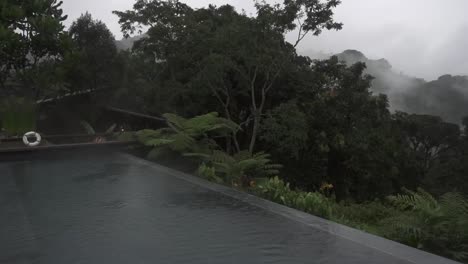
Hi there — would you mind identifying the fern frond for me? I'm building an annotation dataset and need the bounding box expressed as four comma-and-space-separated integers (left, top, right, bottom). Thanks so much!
145, 138, 174, 147
264, 169, 281, 176
184, 153, 212, 159
237, 159, 262, 170
163, 113, 187, 131
170, 133, 196, 152
80, 120, 96, 135
264, 164, 283, 169
447, 249, 468, 262
210, 150, 235, 164
136, 129, 163, 143
233, 150, 253, 160
388, 188, 439, 213
440, 192, 468, 217
197, 163, 224, 184
379, 214, 424, 246
106, 124, 117, 134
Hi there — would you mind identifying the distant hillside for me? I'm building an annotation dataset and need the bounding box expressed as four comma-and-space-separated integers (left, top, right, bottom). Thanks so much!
115, 35, 145, 50
400, 75, 468, 124
303, 49, 468, 124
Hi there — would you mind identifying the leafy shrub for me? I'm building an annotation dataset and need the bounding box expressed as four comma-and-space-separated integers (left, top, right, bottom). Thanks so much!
332, 201, 397, 234
256, 177, 334, 219
197, 163, 223, 184
380, 189, 468, 261
254, 178, 468, 262
133, 111, 468, 262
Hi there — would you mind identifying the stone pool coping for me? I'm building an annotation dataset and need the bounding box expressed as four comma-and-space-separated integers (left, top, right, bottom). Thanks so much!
122, 153, 461, 264
0, 141, 134, 154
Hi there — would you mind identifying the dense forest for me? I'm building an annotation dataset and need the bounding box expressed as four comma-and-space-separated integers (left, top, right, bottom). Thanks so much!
1, 0, 467, 262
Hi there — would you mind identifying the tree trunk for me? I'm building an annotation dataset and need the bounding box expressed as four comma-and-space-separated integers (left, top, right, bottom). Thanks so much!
249, 114, 260, 153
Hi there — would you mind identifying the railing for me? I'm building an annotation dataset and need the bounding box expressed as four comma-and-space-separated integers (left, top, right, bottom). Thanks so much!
105, 106, 166, 122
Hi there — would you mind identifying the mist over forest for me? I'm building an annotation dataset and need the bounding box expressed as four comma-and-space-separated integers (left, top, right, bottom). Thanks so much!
117, 36, 468, 124
304, 49, 468, 124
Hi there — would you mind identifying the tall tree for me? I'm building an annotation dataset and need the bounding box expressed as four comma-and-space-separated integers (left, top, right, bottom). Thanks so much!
261, 57, 414, 201
113, 0, 342, 153
0, 0, 67, 98
66, 13, 118, 92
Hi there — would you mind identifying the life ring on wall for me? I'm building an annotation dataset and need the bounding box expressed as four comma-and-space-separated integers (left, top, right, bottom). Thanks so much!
23, 132, 42, 147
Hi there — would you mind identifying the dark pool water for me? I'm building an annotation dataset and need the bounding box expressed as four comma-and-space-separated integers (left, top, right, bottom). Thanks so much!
0, 151, 447, 264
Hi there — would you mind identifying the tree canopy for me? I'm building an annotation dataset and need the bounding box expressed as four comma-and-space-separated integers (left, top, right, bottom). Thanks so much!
0, 0, 67, 98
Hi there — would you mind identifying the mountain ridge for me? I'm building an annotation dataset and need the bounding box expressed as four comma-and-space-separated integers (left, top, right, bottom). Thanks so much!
303, 49, 468, 124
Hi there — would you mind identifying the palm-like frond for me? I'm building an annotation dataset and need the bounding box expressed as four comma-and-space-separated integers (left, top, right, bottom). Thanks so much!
136, 129, 163, 143
80, 120, 96, 135
163, 113, 187, 132
388, 188, 439, 214
136, 112, 240, 160
379, 213, 424, 247
384, 188, 468, 261
440, 192, 468, 218
190, 149, 282, 185
145, 138, 174, 147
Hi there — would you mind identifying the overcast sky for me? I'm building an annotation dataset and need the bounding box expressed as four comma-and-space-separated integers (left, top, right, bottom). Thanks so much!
62, 0, 468, 80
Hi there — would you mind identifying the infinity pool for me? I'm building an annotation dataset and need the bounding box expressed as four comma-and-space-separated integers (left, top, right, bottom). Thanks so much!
0, 150, 459, 264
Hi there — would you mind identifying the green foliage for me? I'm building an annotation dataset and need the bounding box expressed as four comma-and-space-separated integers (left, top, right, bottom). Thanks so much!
256, 176, 335, 219
394, 112, 461, 177
381, 189, 468, 260
0, 0, 68, 97
333, 200, 397, 234
261, 101, 309, 158
136, 112, 239, 160
197, 163, 223, 184
113, 0, 342, 152
66, 12, 119, 92
253, 178, 468, 262
163, 112, 239, 137
0, 97, 36, 136
187, 150, 282, 186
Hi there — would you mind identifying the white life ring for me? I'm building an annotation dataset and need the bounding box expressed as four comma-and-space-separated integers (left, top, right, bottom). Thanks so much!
23, 131, 42, 147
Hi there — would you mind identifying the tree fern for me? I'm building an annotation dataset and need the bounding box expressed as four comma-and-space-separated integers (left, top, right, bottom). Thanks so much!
187, 150, 282, 186
439, 192, 468, 219
388, 188, 440, 214
136, 112, 239, 160
197, 163, 224, 184
384, 189, 468, 261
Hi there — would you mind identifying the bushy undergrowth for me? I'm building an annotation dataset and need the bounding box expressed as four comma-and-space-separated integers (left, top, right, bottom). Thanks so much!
254, 177, 468, 263
132, 112, 468, 263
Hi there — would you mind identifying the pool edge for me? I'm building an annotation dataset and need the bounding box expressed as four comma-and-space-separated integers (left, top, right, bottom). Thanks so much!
120, 153, 461, 264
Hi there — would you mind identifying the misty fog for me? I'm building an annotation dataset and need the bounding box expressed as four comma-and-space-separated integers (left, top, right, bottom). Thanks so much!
61, 0, 468, 123
62, 0, 468, 80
